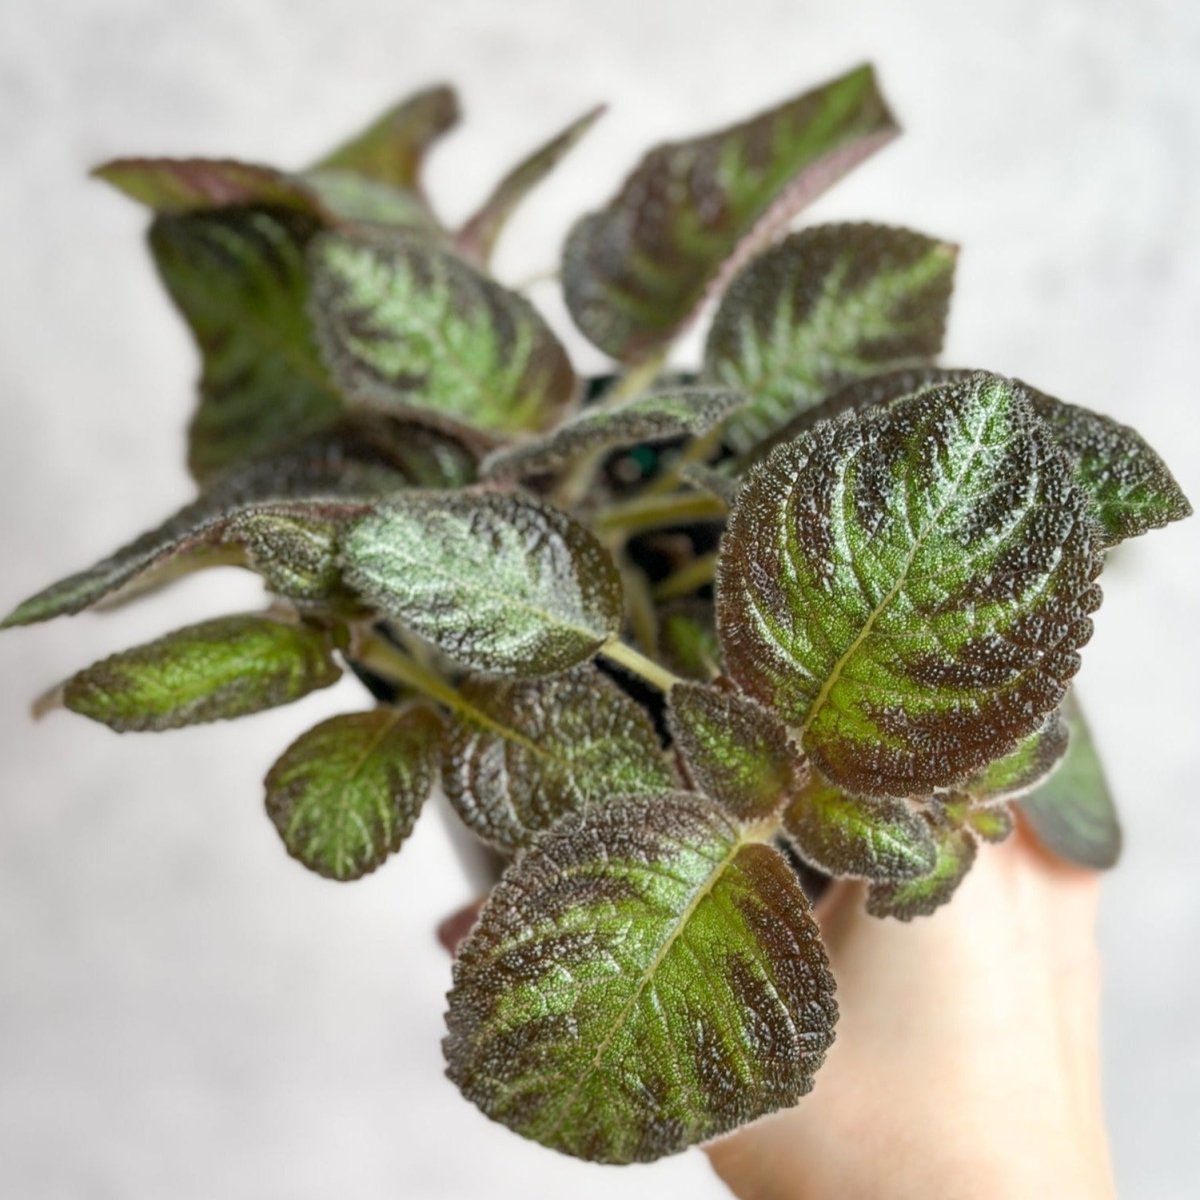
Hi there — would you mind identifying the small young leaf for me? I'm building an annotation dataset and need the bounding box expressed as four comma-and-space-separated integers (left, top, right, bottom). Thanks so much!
59, 615, 341, 732
866, 810, 977, 920
265, 703, 442, 880
657, 600, 722, 681
965, 803, 1014, 844
443, 664, 675, 852
706, 224, 958, 451
782, 772, 935, 881
310, 232, 577, 435
563, 63, 899, 362
444, 792, 837, 1163
1020, 384, 1192, 547
341, 491, 623, 676
1017, 695, 1121, 869
481, 388, 745, 480
150, 206, 342, 480
457, 104, 605, 264
717, 372, 1103, 796
310, 84, 460, 190
963, 710, 1069, 803
94, 158, 324, 217
667, 682, 797, 821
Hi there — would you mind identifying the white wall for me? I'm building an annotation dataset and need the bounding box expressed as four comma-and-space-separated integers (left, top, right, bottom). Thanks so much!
1, 1, 1197, 1196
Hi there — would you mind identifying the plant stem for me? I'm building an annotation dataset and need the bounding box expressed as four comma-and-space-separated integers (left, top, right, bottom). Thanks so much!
652, 551, 719, 601
639, 426, 724, 499
353, 631, 471, 716
594, 489, 727, 537
600, 638, 681, 692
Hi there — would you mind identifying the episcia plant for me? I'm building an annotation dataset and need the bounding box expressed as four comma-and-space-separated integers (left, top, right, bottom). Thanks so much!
4, 63, 1191, 1165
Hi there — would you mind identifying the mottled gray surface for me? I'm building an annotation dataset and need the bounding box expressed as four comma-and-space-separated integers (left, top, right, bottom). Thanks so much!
1, 1, 1197, 1197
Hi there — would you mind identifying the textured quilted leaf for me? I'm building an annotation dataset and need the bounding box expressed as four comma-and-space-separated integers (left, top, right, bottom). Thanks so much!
442, 664, 674, 852
444, 792, 837, 1163
562, 64, 898, 362
341, 491, 623, 676
266, 703, 442, 880
717, 372, 1103, 796
866, 808, 977, 920
310, 232, 576, 435
706, 224, 957, 451
59, 615, 341, 732
963, 710, 1069, 803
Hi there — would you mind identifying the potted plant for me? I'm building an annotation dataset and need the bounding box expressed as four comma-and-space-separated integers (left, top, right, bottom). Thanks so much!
3, 62, 1189, 1166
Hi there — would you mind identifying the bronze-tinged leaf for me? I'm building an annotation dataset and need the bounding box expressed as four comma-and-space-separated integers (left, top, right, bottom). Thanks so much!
963, 710, 1069, 803
717, 372, 1104, 797
442, 665, 675, 852
706, 224, 958, 451
444, 792, 837, 1163
1017, 694, 1121, 869
341, 491, 623, 676
265, 703, 442, 880
457, 104, 606, 264
866, 809, 977, 921
59, 614, 341, 732
667, 681, 798, 821
563, 63, 899, 362
782, 773, 936, 882
481, 388, 745, 480
309, 84, 460, 190
309, 232, 577, 436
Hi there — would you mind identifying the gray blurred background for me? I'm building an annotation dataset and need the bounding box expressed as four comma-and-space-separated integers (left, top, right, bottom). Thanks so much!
1, 1, 1197, 1196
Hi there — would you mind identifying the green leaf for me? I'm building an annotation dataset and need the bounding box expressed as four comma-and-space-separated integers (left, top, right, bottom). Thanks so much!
265, 703, 442, 880
1020, 383, 1192, 547
1, 493, 373, 628
667, 681, 797, 821
59, 614, 341, 732
866, 809, 977, 920
964, 803, 1014, 844
150, 206, 343, 480
717, 372, 1104, 796
457, 104, 605, 264
442, 664, 675, 852
309, 232, 577, 435
444, 792, 837, 1163
310, 84, 460, 190
963, 710, 1069, 803
481, 388, 745, 480
782, 773, 936, 881
657, 599, 722, 681
563, 63, 899, 362
705, 224, 958, 451
1017, 695, 1121, 869
301, 170, 442, 234
341, 491, 623, 676
94, 157, 325, 217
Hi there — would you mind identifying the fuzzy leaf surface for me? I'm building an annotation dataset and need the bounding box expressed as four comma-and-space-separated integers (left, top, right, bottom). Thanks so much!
342, 491, 623, 675
150, 206, 342, 480
562, 63, 898, 362
866, 810, 977, 920
482, 389, 745, 479
444, 792, 837, 1163
458, 105, 605, 263
1017, 696, 1121, 869
443, 665, 675, 852
783, 774, 935, 881
964, 710, 1069, 803
60, 615, 340, 732
706, 224, 957, 451
266, 704, 442, 880
668, 682, 797, 821
717, 373, 1103, 796
310, 232, 576, 435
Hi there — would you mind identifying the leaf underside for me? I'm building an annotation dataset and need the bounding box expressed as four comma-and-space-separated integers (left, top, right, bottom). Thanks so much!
445, 792, 837, 1163
717, 372, 1103, 797
562, 63, 899, 362
443, 664, 675, 852
266, 703, 442, 880
341, 490, 623, 676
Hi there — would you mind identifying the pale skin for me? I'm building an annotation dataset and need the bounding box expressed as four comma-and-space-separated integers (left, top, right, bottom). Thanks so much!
704, 823, 1117, 1200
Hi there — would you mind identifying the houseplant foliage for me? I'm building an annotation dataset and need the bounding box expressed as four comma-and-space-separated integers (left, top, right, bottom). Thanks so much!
5, 64, 1190, 1164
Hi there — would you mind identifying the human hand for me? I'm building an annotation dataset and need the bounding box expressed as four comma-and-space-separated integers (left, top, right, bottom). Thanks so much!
705, 824, 1116, 1200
